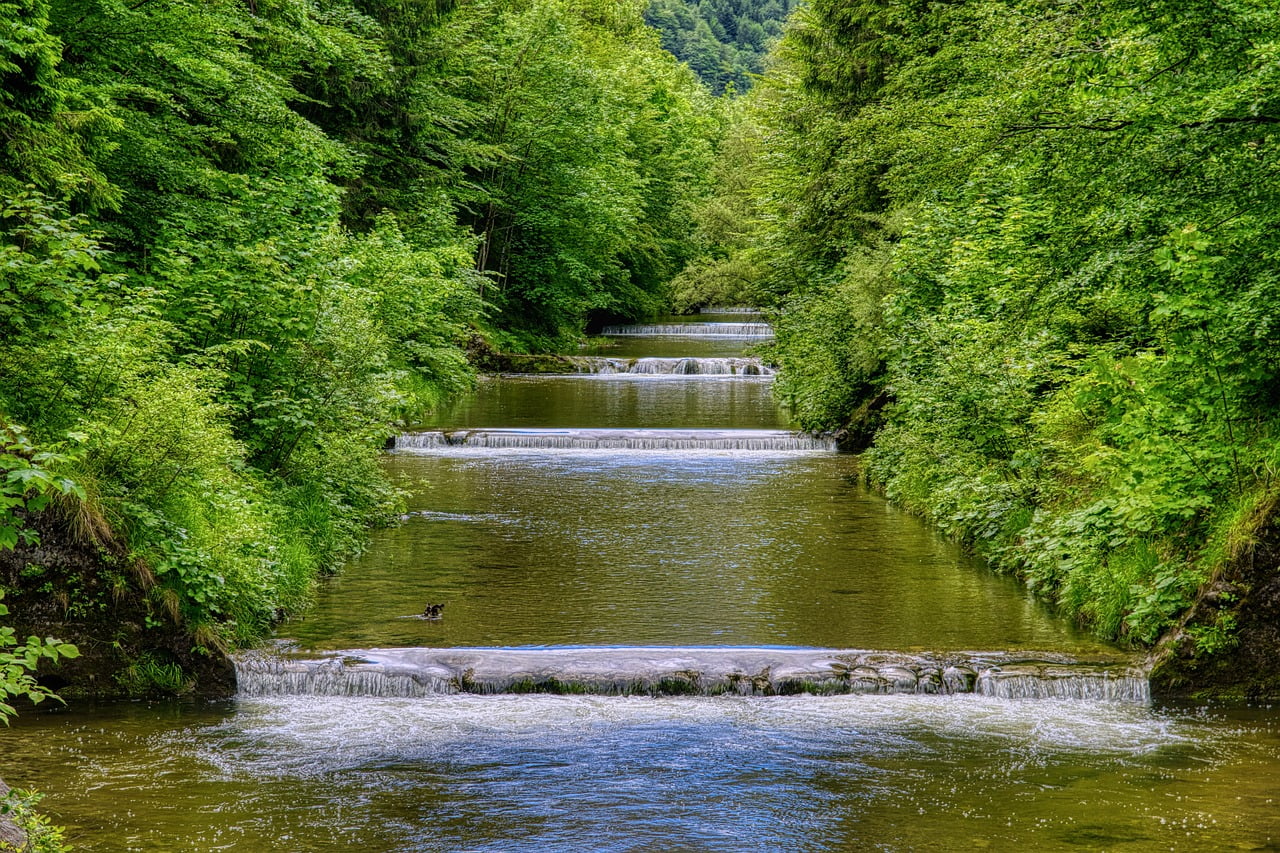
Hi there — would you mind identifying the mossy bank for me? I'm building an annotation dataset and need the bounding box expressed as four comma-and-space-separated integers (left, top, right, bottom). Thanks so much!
0, 511, 233, 702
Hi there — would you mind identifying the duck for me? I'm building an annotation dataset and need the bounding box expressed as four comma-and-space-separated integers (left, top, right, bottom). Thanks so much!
422, 603, 445, 620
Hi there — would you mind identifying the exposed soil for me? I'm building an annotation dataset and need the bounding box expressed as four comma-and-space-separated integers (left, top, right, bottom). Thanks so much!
1149, 515, 1280, 701
0, 511, 234, 705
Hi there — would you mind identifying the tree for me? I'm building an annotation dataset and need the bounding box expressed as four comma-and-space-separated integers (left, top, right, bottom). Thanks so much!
740, 0, 1280, 643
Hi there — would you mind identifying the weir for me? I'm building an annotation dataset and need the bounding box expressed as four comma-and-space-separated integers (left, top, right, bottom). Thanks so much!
234, 646, 1151, 703
700, 307, 762, 315
600, 322, 774, 337
395, 428, 836, 451
567, 357, 774, 376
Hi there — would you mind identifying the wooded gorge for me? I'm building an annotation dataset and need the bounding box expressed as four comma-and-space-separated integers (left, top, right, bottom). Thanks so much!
3, 0, 1280, 713
6, 0, 1280, 848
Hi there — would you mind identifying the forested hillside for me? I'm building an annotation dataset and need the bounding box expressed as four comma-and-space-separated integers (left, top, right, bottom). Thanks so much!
687, 0, 1280, 687
0, 0, 716, 695
6, 0, 1278, 706
644, 0, 794, 93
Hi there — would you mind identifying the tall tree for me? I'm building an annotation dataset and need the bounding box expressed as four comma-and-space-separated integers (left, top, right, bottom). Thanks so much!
741, 0, 1280, 645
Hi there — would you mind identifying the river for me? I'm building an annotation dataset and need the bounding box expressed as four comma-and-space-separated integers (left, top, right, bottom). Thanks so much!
3, 315, 1279, 850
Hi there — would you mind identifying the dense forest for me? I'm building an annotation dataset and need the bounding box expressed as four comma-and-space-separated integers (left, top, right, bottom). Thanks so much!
5, 0, 1279, 845
3, 0, 1279, 719
0, 0, 717, 699
681, 0, 1280, 685
644, 0, 794, 93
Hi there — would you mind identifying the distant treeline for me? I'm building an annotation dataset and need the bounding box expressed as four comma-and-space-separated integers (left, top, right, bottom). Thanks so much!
645, 0, 795, 94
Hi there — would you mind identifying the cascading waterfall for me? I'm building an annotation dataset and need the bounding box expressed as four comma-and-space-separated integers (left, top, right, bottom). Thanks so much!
600, 322, 774, 338
568, 357, 774, 376
395, 428, 837, 452
235, 647, 1151, 703
360, 312, 1155, 745
700, 307, 763, 315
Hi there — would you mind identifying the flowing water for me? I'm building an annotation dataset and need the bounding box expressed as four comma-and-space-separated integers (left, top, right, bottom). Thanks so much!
599, 323, 774, 338
584, 313, 768, 358
4, 317, 1280, 851
421, 374, 785, 428
557, 356, 774, 375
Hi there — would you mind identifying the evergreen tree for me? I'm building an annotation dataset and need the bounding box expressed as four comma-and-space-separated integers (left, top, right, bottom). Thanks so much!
644, 0, 795, 93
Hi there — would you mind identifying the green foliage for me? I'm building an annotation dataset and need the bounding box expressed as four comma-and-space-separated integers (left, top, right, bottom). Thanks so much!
0, 424, 84, 552
0, 591, 80, 723
740, 0, 1280, 644
0, 423, 81, 723
666, 96, 768, 312
0, 787, 69, 853
770, 244, 891, 434
0, 0, 726, 679
115, 652, 192, 695
0, 0, 117, 206
451, 0, 720, 343
1188, 611, 1239, 657
644, 0, 795, 94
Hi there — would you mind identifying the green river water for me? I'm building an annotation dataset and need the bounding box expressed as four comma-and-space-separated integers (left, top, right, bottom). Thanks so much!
2, 318, 1279, 851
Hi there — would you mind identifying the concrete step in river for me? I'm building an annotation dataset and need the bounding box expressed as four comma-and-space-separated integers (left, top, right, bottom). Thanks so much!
564, 356, 774, 375
600, 321, 774, 337
236, 646, 1150, 702
700, 306, 762, 314
395, 427, 837, 452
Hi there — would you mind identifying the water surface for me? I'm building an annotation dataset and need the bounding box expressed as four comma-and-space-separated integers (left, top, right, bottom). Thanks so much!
5, 696, 1279, 851
8, 320, 1280, 851
286, 452, 1109, 653
422, 375, 787, 430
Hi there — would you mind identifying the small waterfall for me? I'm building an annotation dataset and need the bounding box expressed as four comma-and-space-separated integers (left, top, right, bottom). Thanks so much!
700, 307, 763, 315
395, 429, 835, 452
977, 673, 1150, 702
600, 323, 774, 338
567, 357, 773, 376
567, 357, 631, 374
235, 647, 1150, 703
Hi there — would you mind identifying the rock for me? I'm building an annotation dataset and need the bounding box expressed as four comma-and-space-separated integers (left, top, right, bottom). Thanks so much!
942, 665, 977, 693
0, 510, 236, 701
0, 778, 29, 851
1150, 504, 1280, 701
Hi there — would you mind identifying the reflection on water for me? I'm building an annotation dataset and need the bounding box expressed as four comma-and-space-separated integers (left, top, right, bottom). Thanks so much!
599, 322, 774, 337
285, 452, 1108, 653
422, 375, 789, 429
584, 335, 771, 358
5, 696, 1280, 851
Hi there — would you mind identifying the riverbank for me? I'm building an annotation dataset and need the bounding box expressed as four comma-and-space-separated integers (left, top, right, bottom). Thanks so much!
0, 778, 68, 853
0, 510, 234, 702
1148, 497, 1280, 701
6, 375, 1279, 703
0, 779, 25, 851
